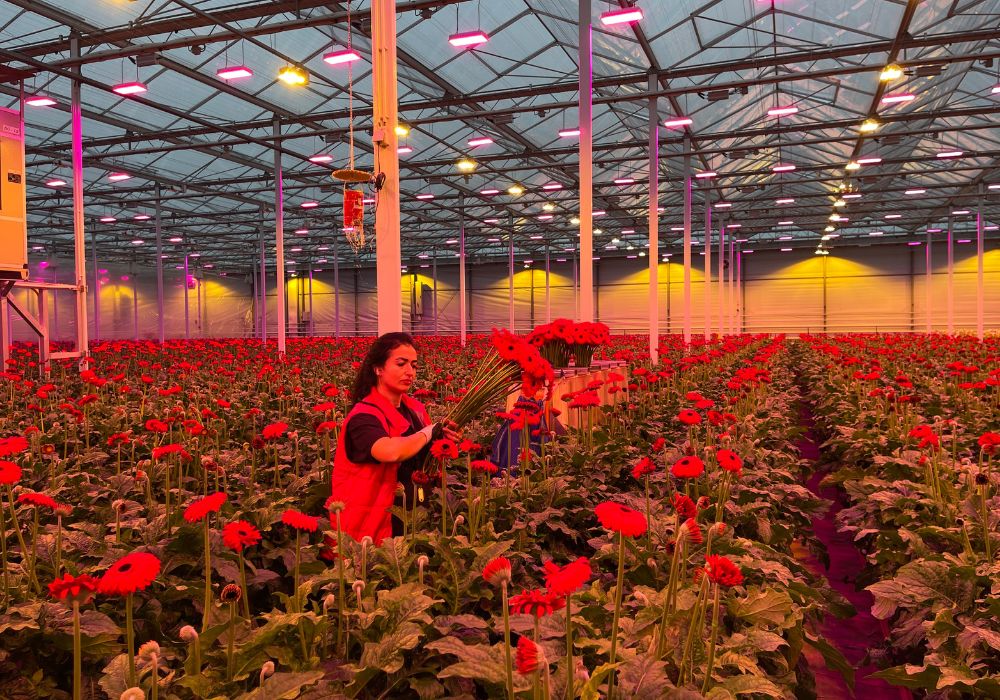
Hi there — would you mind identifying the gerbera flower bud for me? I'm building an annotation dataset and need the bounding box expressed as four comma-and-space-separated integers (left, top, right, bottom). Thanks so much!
323, 594, 336, 612
515, 636, 542, 675
178, 625, 199, 643
137, 641, 160, 663
975, 473, 989, 486
259, 661, 275, 685
219, 584, 242, 604
482, 556, 512, 586
120, 689, 145, 700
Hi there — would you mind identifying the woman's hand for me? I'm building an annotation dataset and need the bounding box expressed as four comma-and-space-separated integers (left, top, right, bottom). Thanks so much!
441, 419, 462, 443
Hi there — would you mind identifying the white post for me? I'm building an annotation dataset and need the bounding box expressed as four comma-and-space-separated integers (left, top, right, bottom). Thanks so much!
508, 215, 515, 332
71, 37, 89, 367
334, 238, 340, 338
373, 0, 402, 335
704, 192, 711, 341
432, 248, 438, 335
259, 228, 267, 341
736, 245, 743, 332
459, 198, 467, 345
648, 72, 659, 364
946, 216, 953, 334
132, 262, 139, 341
682, 136, 692, 345
717, 214, 725, 337
545, 244, 551, 325
154, 190, 165, 343
977, 191, 984, 340
183, 253, 190, 340
578, 0, 594, 322
273, 117, 287, 354
90, 230, 100, 341
728, 231, 735, 335
925, 231, 932, 333
308, 264, 314, 336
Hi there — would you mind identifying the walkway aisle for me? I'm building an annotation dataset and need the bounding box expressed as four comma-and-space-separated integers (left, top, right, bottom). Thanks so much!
794, 404, 912, 700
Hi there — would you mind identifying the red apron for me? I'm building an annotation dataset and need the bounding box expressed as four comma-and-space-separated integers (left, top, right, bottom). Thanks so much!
330, 390, 430, 544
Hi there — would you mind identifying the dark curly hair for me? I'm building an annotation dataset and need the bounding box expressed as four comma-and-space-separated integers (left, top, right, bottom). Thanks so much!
351, 332, 417, 405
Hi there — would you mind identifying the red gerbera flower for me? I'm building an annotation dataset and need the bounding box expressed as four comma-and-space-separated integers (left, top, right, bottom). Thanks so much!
515, 636, 541, 675
458, 439, 482, 453
261, 422, 289, 440
978, 432, 1000, 455
672, 493, 697, 519
222, 520, 262, 552
97, 551, 161, 596
182, 492, 227, 523
594, 501, 648, 537
482, 556, 512, 586
152, 443, 186, 461
0, 461, 23, 486
430, 439, 459, 461
677, 409, 702, 426
543, 557, 591, 596
48, 573, 98, 604
631, 456, 656, 479
17, 491, 59, 510
144, 419, 168, 433
0, 436, 29, 457
684, 518, 703, 545
281, 509, 319, 532
716, 449, 743, 473
671, 456, 705, 478
316, 421, 338, 435
471, 459, 499, 474
509, 588, 559, 617
651, 437, 666, 452
703, 554, 744, 588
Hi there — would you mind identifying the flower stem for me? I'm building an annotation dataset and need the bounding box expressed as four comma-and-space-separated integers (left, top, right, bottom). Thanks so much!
6, 487, 39, 594
126, 592, 137, 687
336, 512, 346, 654
501, 580, 514, 700
293, 530, 301, 613
72, 601, 81, 700
701, 584, 722, 695
202, 518, 212, 633
0, 501, 9, 608
238, 553, 251, 620
440, 460, 448, 538
565, 593, 574, 700
608, 531, 626, 700
226, 601, 236, 682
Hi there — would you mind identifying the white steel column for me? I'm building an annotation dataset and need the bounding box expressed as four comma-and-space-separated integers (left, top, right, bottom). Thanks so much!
183, 253, 190, 339
728, 231, 735, 335
703, 193, 711, 341
71, 37, 89, 367
976, 192, 984, 340
508, 216, 515, 331
717, 214, 725, 337
647, 72, 659, 364
154, 189, 165, 344
736, 245, 743, 332
334, 238, 341, 338
373, 0, 402, 334
273, 117, 287, 354
578, 0, 594, 322
90, 230, 100, 341
925, 231, 932, 333
259, 228, 267, 341
545, 244, 551, 324
432, 249, 438, 335
131, 263, 139, 341
946, 216, 953, 334
308, 264, 315, 336
682, 136, 692, 345
459, 198, 467, 345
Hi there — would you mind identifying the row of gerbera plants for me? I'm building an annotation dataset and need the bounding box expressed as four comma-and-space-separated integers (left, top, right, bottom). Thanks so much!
0, 332, 849, 698
797, 333, 1000, 696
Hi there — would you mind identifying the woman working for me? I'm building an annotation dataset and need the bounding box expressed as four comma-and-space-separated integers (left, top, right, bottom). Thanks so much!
331, 332, 460, 543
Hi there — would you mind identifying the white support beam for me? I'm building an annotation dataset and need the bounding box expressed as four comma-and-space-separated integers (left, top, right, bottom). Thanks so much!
578, 0, 594, 322
274, 117, 286, 354
373, 0, 402, 335
647, 71, 659, 364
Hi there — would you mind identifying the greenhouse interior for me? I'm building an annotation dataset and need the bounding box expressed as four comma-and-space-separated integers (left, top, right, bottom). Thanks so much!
0, 0, 998, 698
